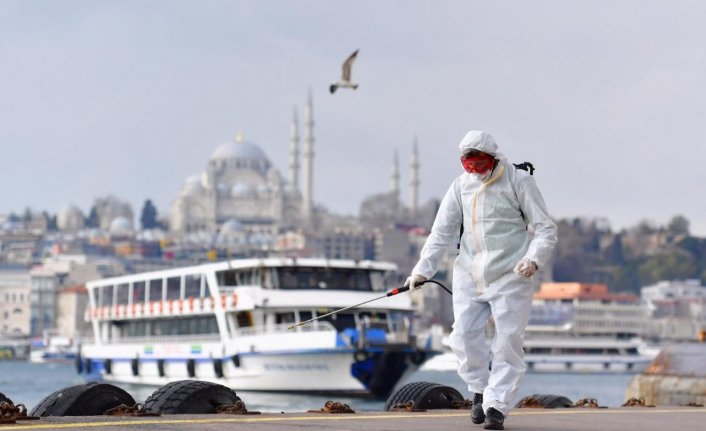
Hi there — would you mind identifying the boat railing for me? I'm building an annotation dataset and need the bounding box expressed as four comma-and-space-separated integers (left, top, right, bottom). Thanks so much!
233, 321, 337, 338
107, 334, 222, 344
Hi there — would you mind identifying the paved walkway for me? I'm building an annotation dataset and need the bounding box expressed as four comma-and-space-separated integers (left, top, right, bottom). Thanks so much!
5, 407, 706, 431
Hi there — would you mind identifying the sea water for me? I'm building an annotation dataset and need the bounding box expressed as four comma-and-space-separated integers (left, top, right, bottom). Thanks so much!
0, 361, 634, 413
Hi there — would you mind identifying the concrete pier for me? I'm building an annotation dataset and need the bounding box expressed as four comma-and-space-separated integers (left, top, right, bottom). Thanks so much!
5, 407, 705, 431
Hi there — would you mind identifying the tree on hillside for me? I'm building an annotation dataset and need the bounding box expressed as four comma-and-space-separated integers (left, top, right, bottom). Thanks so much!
85, 206, 99, 228
666, 214, 690, 239
140, 199, 160, 230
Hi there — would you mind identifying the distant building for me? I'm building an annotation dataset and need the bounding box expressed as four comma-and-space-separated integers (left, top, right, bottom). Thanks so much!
528, 282, 647, 338
57, 204, 85, 232
641, 279, 706, 341
0, 265, 31, 337
56, 284, 90, 340
272, 228, 367, 261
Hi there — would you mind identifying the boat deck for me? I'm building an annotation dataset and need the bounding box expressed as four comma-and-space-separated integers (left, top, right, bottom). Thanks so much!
8, 406, 705, 430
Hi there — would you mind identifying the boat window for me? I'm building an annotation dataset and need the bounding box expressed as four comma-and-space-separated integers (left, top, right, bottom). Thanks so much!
184, 274, 201, 299
275, 267, 373, 291
166, 277, 181, 300
132, 281, 146, 304
101, 285, 114, 307
116, 283, 129, 305
148, 279, 163, 302
626, 347, 639, 355
147, 316, 219, 336
275, 312, 296, 325
316, 310, 356, 331
370, 271, 386, 291
298, 311, 313, 323
236, 311, 253, 328
358, 311, 389, 330
216, 269, 255, 287
124, 320, 147, 337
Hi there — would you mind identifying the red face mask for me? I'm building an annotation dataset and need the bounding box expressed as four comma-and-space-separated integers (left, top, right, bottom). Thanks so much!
460, 153, 495, 174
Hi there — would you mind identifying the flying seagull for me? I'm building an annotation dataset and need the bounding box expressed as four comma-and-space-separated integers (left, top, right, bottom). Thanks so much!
330, 50, 359, 94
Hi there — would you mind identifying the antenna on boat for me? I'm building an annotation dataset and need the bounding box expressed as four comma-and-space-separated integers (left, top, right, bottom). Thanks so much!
287, 280, 451, 329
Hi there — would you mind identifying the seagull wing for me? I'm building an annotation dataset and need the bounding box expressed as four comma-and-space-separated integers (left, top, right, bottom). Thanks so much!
341, 49, 359, 82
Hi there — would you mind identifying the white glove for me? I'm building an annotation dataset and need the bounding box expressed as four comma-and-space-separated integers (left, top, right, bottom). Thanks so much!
513, 258, 538, 278
404, 274, 427, 290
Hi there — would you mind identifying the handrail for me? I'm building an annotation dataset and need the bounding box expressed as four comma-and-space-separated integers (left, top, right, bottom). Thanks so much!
106, 334, 222, 344
233, 321, 337, 337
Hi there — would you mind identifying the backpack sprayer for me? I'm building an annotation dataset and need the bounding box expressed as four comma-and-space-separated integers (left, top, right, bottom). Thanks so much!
287, 279, 452, 330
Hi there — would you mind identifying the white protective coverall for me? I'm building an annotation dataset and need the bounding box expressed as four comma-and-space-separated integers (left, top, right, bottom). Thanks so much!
411, 131, 557, 417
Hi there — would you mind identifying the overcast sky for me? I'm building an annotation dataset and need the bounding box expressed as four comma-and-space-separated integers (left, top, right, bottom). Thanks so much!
2, 1, 706, 235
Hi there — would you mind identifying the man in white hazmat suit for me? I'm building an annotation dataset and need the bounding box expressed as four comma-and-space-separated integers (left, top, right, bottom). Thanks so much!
405, 130, 557, 430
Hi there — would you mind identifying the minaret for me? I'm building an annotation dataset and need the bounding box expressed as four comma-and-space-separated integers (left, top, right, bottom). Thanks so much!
289, 107, 300, 190
391, 149, 400, 215
410, 136, 420, 219
302, 89, 314, 222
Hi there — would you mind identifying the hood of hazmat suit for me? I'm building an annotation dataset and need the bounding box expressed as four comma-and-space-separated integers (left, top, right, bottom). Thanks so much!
412, 130, 557, 290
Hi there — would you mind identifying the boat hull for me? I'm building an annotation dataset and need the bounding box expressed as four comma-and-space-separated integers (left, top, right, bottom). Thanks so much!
80, 341, 424, 398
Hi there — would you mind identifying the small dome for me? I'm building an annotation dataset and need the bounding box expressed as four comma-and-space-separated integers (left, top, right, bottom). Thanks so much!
109, 216, 133, 235
220, 218, 244, 235
181, 175, 203, 196
216, 182, 229, 196
231, 182, 256, 198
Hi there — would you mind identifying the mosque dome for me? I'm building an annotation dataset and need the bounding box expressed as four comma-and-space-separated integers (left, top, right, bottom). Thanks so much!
210, 140, 271, 165
109, 216, 133, 235
231, 182, 257, 198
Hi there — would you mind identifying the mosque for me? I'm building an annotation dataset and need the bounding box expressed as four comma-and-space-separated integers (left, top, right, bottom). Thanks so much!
169, 92, 424, 239
169, 94, 317, 236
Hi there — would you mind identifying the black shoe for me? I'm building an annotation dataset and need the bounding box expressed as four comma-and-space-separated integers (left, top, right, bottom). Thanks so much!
471, 393, 485, 424
483, 407, 504, 430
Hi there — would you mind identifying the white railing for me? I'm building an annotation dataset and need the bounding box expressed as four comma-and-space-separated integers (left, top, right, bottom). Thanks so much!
232, 321, 337, 338
106, 334, 222, 344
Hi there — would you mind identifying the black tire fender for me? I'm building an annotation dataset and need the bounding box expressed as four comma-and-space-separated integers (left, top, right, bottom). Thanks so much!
30, 382, 136, 417
144, 380, 241, 414
157, 359, 165, 377
515, 394, 573, 408
385, 381, 464, 411
186, 359, 196, 378
103, 358, 112, 375
232, 354, 241, 368
131, 357, 139, 376
213, 358, 224, 378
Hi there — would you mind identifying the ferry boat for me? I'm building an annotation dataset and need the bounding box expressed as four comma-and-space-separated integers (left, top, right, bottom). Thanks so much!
420, 336, 654, 373
78, 258, 435, 398
29, 329, 79, 364
523, 336, 654, 372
